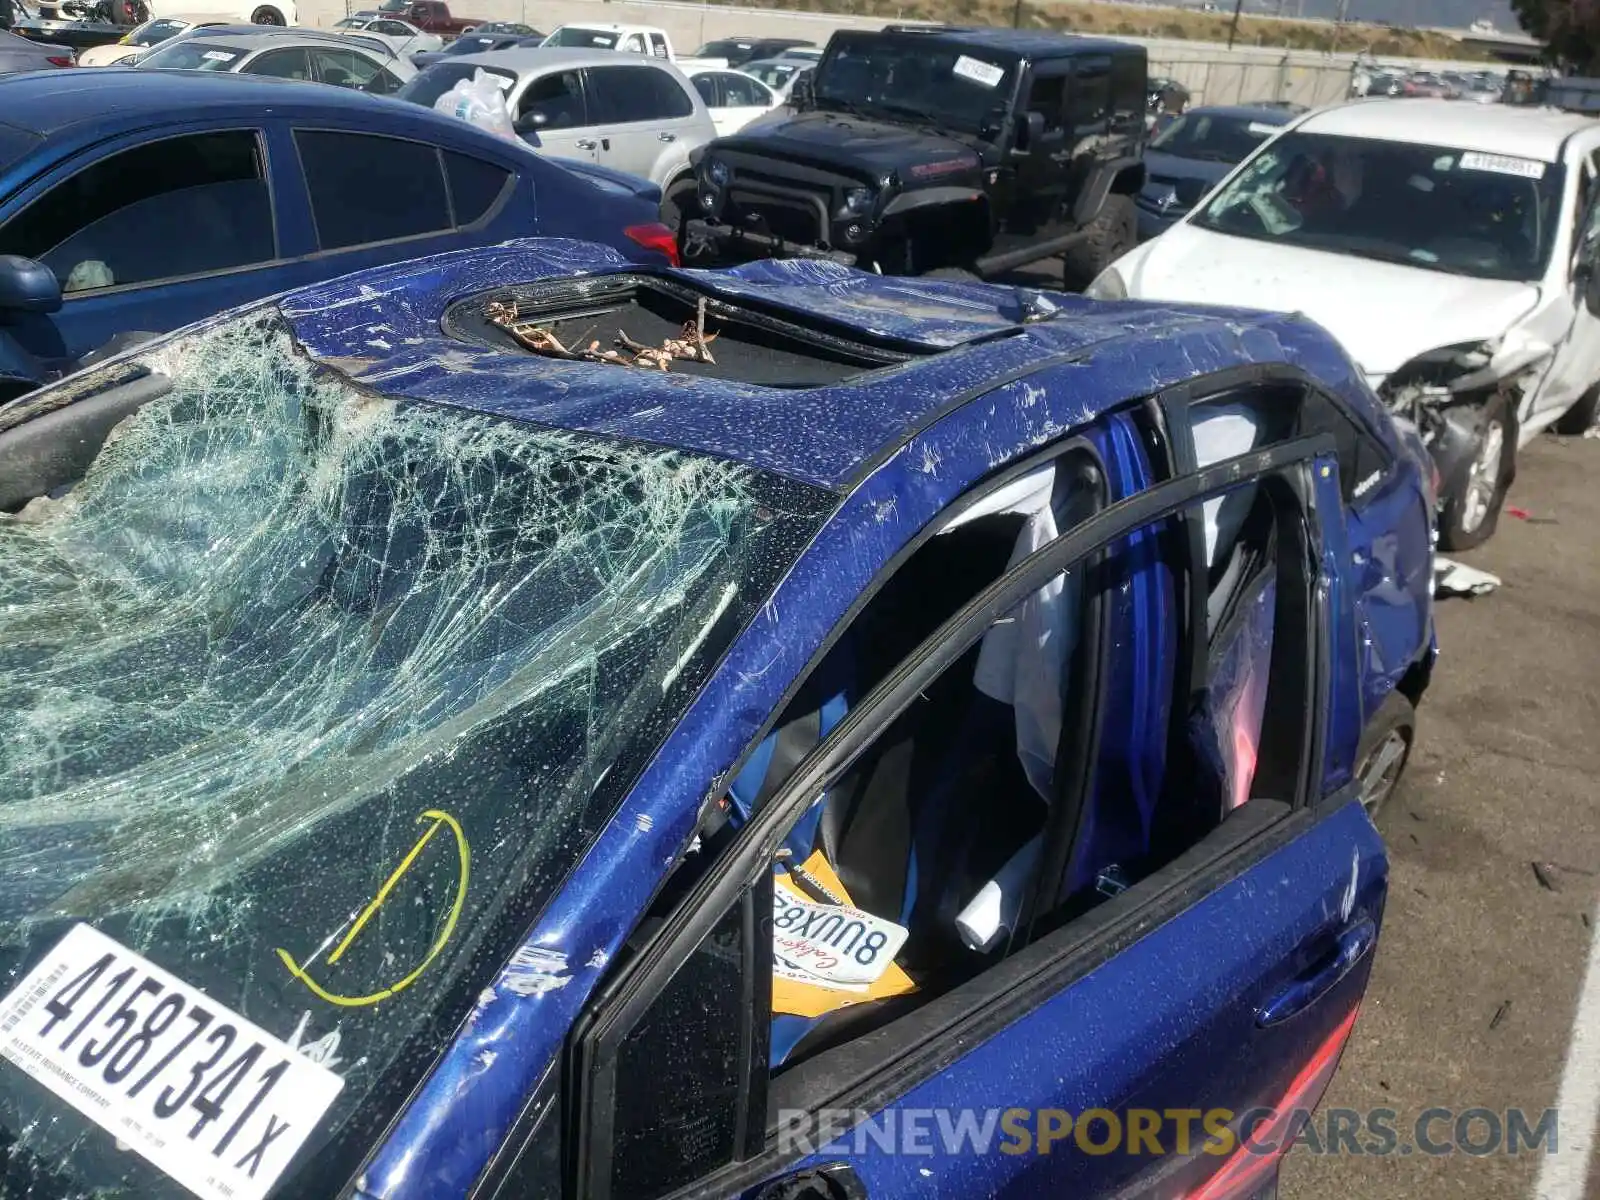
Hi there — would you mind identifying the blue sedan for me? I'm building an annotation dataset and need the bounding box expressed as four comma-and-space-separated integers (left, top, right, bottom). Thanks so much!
0, 246, 1437, 1200
0, 69, 678, 401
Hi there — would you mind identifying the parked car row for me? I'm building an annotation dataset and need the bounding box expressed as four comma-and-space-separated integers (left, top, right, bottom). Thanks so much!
1352, 65, 1506, 103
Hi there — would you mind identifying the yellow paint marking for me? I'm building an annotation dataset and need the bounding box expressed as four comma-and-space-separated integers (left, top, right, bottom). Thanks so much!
276, 808, 470, 1008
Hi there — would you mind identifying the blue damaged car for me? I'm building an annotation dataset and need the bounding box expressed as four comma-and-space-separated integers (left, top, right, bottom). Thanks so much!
0, 241, 1437, 1200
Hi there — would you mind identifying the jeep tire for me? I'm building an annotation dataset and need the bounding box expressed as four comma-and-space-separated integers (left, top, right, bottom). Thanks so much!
1062, 194, 1136, 294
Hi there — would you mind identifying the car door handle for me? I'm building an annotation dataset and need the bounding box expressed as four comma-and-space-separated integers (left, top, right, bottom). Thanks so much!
575, 138, 597, 150
1257, 917, 1376, 1027
658, 130, 677, 142
751, 1162, 867, 1200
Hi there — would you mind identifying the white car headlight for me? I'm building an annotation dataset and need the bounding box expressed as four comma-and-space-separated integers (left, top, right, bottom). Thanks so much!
1084, 267, 1127, 301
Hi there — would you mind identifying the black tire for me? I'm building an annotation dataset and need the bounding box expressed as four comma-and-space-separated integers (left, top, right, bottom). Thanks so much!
250, 5, 284, 23
660, 177, 698, 230
1354, 690, 1416, 824
1062, 193, 1136, 294
1438, 391, 1515, 552
920, 266, 980, 282
1552, 383, 1600, 436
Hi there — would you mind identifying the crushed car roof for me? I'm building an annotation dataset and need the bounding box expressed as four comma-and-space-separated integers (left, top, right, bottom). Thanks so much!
275, 239, 1382, 492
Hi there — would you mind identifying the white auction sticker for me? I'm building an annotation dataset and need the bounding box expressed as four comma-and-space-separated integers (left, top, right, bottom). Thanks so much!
1458, 150, 1547, 179
201, 49, 238, 62
0, 924, 344, 1200
952, 54, 1005, 88
1247, 121, 1281, 136
771, 891, 909, 991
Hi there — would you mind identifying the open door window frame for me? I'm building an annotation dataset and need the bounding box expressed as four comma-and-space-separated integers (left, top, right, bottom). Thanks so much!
561, 419, 1346, 1200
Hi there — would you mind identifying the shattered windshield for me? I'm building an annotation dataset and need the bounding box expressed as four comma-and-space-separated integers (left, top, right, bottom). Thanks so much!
813, 34, 1017, 135
0, 315, 828, 1198
1192, 130, 1564, 282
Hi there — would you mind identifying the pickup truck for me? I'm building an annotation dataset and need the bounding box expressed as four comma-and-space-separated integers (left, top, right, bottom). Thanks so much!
376, 0, 479, 38
539, 21, 725, 68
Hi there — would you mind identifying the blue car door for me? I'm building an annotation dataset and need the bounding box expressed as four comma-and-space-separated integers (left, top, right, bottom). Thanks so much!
0, 124, 288, 367
256, 122, 530, 296
561, 381, 1390, 1200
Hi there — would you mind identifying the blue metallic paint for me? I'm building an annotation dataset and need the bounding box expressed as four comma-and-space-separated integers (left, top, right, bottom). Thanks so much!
747, 799, 1388, 1199
257, 246, 1435, 1199
0, 72, 666, 388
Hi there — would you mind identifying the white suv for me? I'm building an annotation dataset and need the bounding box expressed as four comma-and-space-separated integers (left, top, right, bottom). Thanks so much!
1090, 99, 1600, 550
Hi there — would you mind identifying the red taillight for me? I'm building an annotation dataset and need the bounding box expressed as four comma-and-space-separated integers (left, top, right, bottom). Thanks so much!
46, 55, 75, 67
624, 222, 680, 268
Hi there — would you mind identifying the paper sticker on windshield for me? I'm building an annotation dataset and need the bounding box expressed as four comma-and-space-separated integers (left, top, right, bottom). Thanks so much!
201, 49, 237, 61
953, 54, 1005, 88
1247, 121, 1281, 136
772, 889, 909, 990
0, 924, 344, 1200
1458, 151, 1546, 179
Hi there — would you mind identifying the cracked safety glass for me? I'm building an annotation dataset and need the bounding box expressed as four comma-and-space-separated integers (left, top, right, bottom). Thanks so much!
0, 313, 830, 1198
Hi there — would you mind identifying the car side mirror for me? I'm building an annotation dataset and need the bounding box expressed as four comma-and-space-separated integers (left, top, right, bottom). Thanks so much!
790, 72, 814, 109
515, 109, 547, 131
1582, 257, 1600, 317
1012, 109, 1045, 153
0, 255, 61, 318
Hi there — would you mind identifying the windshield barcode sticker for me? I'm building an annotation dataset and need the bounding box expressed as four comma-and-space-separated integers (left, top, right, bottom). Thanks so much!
0, 924, 344, 1200
1458, 151, 1546, 179
201, 49, 237, 61
1247, 121, 1281, 135
952, 54, 1005, 88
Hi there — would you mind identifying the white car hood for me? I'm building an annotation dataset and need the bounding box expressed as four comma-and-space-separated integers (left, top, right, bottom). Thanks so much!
1121, 225, 1543, 377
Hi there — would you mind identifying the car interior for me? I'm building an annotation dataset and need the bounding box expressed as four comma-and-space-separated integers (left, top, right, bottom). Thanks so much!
629, 400, 1288, 1079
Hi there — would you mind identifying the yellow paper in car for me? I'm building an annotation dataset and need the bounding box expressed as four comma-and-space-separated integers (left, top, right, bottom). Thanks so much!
771, 850, 918, 1020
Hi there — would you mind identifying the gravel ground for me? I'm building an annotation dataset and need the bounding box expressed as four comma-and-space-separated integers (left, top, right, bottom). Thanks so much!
1282, 432, 1600, 1200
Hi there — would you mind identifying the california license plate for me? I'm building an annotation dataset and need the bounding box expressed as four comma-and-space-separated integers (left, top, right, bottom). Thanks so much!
0, 924, 344, 1200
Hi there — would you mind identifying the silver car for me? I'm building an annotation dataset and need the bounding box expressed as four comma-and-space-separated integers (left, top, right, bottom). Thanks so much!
329, 14, 440, 55
399, 47, 715, 212
0, 26, 72, 72
133, 26, 414, 91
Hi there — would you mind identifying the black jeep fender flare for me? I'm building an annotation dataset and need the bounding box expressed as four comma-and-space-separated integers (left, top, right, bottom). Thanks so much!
1072, 156, 1146, 228
880, 186, 987, 219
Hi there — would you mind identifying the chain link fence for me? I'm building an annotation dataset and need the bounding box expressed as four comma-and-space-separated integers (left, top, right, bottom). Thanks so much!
1147, 53, 1357, 109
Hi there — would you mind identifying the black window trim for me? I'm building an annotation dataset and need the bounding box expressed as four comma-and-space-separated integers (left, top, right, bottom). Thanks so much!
519, 66, 591, 130
582, 60, 695, 125
304, 41, 394, 89
566, 431, 1339, 1200
289, 125, 512, 258
4, 125, 285, 302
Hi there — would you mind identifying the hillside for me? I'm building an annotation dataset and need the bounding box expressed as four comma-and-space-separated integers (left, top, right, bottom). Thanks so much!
723, 0, 1496, 57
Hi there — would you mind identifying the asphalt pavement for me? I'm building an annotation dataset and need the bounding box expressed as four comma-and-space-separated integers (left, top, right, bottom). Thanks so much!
1282, 432, 1600, 1200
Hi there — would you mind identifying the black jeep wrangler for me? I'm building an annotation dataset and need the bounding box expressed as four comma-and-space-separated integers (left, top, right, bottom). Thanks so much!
681, 25, 1148, 290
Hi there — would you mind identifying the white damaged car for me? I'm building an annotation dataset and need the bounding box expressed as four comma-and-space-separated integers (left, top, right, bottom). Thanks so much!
1089, 99, 1600, 549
